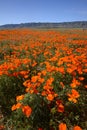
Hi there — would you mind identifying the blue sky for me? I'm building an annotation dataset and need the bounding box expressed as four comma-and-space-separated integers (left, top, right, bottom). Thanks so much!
0, 0, 87, 25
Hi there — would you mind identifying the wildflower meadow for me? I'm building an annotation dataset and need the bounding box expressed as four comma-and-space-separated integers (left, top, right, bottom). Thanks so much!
0, 29, 87, 130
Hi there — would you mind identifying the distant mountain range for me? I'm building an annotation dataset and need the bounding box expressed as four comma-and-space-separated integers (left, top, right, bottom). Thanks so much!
0, 21, 87, 29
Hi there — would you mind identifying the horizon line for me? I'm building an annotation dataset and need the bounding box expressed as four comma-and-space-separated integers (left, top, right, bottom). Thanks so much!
0, 20, 87, 26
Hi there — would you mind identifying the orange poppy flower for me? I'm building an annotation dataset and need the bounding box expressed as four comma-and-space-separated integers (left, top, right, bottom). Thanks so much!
73, 125, 82, 130
84, 85, 87, 88
11, 103, 22, 111
56, 100, 64, 113
31, 76, 38, 83
78, 77, 84, 81
11, 104, 17, 111
41, 70, 47, 76
22, 105, 32, 118
0, 125, 4, 130
16, 103, 22, 109
38, 128, 43, 130
58, 104, 64, 113
67, 89, 80, 103
70, 78, 80, 88
46, 94, 54, 101
46, 77, 54, 85
16, 95, 24, 101
59, 123, 67, 130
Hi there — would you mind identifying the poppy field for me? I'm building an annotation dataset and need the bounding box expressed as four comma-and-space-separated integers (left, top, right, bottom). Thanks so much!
0, 28, 87, 130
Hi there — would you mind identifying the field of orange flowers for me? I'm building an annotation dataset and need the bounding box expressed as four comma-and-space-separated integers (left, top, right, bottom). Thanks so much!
0, 29, 87, 130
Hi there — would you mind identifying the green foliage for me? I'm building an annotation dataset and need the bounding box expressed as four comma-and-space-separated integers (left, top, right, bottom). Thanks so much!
0, 75, 25, 117
12, 93, 50, 129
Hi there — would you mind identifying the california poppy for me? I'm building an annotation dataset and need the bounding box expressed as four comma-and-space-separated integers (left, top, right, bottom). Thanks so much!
67, 89, 80, 103
73, 125, 82, 130
59, 123, 67, 130
22, 105, 32, 117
